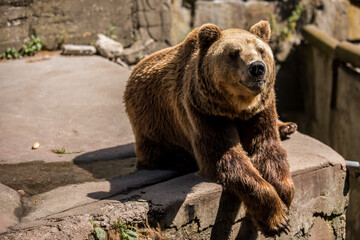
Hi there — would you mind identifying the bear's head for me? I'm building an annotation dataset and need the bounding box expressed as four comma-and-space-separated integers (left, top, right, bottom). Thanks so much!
195, 21, 275, 119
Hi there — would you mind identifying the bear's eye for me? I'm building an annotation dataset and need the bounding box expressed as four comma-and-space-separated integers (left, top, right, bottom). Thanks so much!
229, 50, 240, 59
258, 48, 266, 58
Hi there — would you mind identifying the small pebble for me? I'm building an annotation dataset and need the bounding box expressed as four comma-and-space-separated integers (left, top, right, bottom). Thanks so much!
18, 190, 26, 196
32, 142, 40, 149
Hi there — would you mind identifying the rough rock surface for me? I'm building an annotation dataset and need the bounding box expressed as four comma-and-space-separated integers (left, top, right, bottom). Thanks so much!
0, 54, 134, 164
95, 34, 124, 59
61, 44, 97, 56
0, 184, 22, 234
120, 39, 155, 65
21, 170, 176, 223
0, 0, 171, 53
0, 132, 348, 240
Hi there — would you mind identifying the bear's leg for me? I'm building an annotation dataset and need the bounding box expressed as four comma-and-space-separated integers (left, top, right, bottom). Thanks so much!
240, 105, 295, 208
189, 114, 290, 237
135, 136, 197, 173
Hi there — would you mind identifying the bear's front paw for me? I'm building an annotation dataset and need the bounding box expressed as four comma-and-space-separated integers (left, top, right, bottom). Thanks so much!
250, 185, 291, 237
256, 202, 290, 237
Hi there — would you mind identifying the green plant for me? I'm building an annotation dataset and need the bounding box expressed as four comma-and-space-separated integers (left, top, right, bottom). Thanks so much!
0, 35, 43, 60
19, 35, 43, 57
105, 23, 118, 40
89, 220, 106, 240
90, 39, 96, 46
112, 220, 139, 240
0, 47, 20, 59
51, 148, 83, 154
270, 3, 304, 40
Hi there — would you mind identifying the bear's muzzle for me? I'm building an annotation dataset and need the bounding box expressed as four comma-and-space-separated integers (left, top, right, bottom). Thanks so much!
249, 61, 266, 78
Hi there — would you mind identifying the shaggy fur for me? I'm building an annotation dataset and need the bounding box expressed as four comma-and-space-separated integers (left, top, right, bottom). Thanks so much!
124, 21, 295, 237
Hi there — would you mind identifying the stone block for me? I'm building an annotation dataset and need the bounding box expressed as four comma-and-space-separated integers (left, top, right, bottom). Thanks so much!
21, 170, 176, 223
331, 64, 360, 161
61, 44, 96, 55
0, 132, 348, 239
95, 33, 124, 59
194, 1, 246, 29
313, 0, 349, 41
147, 26, 164, 41
144, 10, 163, 27
309, 217, 336, 240
169, 0, 192, 45
120, 38, 155, 65
137, 11, 148, 27
301, 45, 334, 145
0, 184, 22, 234
243, 2, 275, 30
194, 1, 275, 30
348, 3, 360, 41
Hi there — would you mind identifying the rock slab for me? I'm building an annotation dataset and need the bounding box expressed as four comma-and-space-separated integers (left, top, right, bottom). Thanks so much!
0, 184, 22, 234
95, 34, 124, 59
61, 44, 97, 55
0, 132, 349, 240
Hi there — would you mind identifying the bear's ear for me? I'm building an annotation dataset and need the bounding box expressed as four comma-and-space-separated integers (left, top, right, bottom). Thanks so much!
249, 20, 271, 42
198, 24, 222, 50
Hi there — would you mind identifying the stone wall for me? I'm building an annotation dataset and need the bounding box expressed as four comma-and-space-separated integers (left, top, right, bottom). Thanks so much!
171, 0, 353, 43
1, 0, 357, 55
0, 0, 171, 53
298, 25, 360, 163
287, 25, 360, 240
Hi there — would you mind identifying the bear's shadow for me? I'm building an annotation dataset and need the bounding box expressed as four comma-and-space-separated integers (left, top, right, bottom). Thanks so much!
73, 143, 258, 239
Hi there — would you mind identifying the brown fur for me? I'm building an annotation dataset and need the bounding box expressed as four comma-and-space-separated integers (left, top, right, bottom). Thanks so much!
124, 21, 295, 237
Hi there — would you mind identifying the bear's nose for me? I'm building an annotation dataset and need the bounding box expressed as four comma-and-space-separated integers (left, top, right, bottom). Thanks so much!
249, 61, 266, 78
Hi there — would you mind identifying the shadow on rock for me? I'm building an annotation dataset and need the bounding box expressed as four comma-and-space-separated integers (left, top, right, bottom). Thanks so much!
73, 143, 137, 180
76, 144, 258, 238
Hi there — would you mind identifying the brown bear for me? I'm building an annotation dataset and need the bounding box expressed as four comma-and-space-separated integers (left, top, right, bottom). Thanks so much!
124, 20, 295, 237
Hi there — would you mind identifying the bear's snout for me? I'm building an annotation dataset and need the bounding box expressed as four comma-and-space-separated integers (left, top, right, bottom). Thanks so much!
249, 61, 266, 78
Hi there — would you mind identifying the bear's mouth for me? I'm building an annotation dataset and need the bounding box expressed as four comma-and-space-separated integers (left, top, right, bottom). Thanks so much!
242, 79, 266, 93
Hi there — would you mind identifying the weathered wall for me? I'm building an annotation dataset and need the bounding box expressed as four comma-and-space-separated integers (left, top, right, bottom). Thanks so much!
171, 0, 353, 43
289, 25, 360, 240
331, 65, 360, 160
299, 25, 360, 162
1, 0, 357, 55
0, 0, 171, 52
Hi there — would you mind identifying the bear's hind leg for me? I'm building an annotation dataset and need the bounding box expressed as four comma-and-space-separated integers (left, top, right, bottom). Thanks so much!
278, 121, 297, 140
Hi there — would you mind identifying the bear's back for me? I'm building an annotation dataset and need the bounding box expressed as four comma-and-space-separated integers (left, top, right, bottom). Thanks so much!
124, 28, 199, 149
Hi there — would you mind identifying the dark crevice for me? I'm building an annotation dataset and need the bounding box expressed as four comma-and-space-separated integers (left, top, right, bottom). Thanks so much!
313, 211, 343, 221
313, 211, 345, 239
182, 0, 196, 28
330, 59, 340, 109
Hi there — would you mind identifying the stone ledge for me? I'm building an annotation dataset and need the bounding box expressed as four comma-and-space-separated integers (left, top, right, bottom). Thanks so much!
0, 131, 348, 239
336, 41, 360, 68
302, 24, 360, 68
302, 25, 338, 56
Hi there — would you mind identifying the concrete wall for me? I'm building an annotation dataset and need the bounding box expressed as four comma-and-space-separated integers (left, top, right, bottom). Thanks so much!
300, 25, 360, 164
0, 0, 171, 52
1, 0, 356, 54
286, 25, 360, 240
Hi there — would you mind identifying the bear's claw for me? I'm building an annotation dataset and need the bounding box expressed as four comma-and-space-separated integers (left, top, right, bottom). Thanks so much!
257, 204, 291, 237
